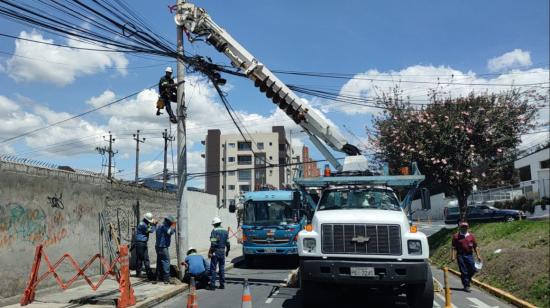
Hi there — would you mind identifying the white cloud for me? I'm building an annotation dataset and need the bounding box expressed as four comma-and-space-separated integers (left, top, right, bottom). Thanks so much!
5, 30, 128, 86
87, 90, 116, 108
487, 49, 532, 72
333, 65, 549, 116
0, 96, 43, 139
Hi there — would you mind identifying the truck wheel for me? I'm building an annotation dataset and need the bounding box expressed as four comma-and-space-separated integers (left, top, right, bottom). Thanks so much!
300, 273, 320, 307
406, 267, 434, 308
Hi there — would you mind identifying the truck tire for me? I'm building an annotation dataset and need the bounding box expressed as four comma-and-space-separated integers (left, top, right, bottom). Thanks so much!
300, 272, 320, 307
406, 267, 434, 308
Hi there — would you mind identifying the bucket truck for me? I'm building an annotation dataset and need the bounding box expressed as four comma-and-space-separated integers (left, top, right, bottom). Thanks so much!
175, 3, 433, 307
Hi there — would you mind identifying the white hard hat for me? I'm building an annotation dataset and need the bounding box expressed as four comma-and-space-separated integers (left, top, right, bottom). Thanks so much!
211, 217, 222, 225
165, 66, 173, 73
144, 212, 153, 222
187, 247, 196, 255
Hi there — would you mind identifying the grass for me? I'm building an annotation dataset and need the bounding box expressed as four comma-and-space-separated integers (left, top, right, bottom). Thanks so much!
429, 220, 550, 308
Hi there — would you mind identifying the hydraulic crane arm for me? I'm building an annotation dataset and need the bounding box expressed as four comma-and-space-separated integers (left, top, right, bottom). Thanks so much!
175, 2, 361, 170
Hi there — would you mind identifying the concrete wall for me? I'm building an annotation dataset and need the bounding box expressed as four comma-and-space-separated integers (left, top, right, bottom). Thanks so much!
0, 160, 230, 301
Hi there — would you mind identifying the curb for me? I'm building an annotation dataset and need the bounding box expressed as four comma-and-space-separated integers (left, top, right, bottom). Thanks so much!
135, 261, 238, 307
445, 267, 538, 308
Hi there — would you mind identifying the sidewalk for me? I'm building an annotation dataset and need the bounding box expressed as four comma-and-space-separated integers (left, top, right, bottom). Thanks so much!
4, 244, 243, 308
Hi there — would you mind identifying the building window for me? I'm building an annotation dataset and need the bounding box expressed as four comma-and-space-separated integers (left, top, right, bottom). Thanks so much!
254, 153, 266, 165
518, 166, 531, 182
238, 141, 252, 151
541, 159, 550, 169
239, 185, 251, 192
228, 185, 235, 190
238, 169, 252, 180
228, 157, 235, 162
238, 155, 252, 165
257, 142, 264, 150
228, 143, 236, 148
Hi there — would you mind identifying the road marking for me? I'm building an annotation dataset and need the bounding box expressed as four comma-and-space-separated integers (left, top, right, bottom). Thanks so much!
265, 290, 279, 304
436, 292, 457, 308
467, 297, 499, 308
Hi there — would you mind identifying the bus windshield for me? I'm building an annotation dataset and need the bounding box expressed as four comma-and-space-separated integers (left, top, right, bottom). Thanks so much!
318, 188, 401, 211
244, 201, 295, 226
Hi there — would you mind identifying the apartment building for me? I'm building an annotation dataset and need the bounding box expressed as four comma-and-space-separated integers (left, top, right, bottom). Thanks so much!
203, 126, 292, 207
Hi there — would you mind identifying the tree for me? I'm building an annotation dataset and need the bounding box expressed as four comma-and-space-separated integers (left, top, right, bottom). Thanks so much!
371, 89, 541, 221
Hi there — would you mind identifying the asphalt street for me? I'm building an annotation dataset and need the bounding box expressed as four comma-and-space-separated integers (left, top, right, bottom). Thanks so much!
158, 223, 514, 308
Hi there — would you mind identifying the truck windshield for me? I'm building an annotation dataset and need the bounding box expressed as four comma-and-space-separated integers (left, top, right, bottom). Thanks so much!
244, 201, 294, 226
318, 188, 401, 211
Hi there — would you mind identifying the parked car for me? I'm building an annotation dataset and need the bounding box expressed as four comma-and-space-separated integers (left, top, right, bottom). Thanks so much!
444, 204, 526, 224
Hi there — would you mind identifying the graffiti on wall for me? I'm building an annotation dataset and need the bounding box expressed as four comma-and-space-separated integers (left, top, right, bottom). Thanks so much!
0, 203, 68, 248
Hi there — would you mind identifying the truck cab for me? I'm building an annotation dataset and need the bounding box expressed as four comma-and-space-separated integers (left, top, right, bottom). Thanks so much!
241, 190, 306, 264
296, 174, 433, 308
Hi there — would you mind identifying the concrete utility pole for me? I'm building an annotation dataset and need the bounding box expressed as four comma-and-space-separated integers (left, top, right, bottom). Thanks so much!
175, 0, 188, 280
162, 129, 175, 191
96, 131, 117, 182
133, 130, 145, 221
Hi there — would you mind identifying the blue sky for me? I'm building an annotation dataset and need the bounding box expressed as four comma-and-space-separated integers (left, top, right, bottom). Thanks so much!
0, 0, 548, 187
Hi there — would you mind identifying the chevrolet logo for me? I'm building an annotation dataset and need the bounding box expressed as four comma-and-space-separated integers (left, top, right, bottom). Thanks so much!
351, 236, 370, 244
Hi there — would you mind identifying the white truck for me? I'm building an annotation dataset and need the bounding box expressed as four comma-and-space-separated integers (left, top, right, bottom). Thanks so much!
174, 2, 433, 307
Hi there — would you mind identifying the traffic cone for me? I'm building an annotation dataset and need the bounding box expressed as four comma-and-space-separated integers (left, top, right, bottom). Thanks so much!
187, 277, 198, 308
241, 278, 252, 308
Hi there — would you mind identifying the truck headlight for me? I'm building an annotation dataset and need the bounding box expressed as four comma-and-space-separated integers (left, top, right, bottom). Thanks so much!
407, 240, 422, 255
303, 238, 316, 251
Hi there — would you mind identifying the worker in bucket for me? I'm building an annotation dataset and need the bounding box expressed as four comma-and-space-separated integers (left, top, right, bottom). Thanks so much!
183, 247, 210, 289
207, 217, 230, 290
157, 67, 177, 124
135, 212, 157, 281
451, 221, 482, 292
153, 215, 176, 284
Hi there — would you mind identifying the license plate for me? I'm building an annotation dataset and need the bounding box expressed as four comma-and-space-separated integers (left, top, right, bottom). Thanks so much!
350, 267, 375, 277
264, 247, 276, 254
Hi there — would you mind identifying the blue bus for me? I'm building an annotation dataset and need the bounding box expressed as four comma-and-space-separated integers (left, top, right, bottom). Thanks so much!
241, 190, 306, 264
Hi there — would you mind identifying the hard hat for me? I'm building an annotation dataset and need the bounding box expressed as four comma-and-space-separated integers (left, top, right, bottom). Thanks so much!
144, 212, 153, 222
211, 217, 222, 225
459, 221, 469, 228
165, 66, 173, 73
187, 247, 196, 255
166, 215, 176, 223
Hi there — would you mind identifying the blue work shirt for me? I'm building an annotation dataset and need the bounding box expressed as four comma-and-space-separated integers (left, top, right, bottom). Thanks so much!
185, 253, 209, 275
210, 227, 230, 253
155, 221, 175, 248
135, 220, 156, 242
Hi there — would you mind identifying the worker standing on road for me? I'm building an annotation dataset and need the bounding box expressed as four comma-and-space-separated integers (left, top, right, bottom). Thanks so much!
135, 212, 157, 281
451, 221, 482, 292
183, 247, 210, 289
208, 217, 230, 290
158, 67, 177, 124
154, 215, 176, 284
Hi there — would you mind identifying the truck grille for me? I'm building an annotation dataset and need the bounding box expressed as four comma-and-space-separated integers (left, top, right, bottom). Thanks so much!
321, 224, 401, 255
251, 238, 289, 244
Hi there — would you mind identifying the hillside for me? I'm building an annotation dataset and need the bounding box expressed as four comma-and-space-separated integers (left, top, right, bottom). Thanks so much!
429, 220, 549, 308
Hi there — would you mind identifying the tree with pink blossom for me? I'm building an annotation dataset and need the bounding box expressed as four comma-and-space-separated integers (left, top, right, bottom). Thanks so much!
371, 89, 541, 220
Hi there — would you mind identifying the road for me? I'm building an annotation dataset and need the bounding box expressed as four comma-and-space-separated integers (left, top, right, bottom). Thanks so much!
158, 223, 513, 308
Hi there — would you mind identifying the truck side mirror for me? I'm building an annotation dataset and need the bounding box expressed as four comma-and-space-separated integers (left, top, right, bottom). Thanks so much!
292, 191, 301, 209
421, 188, 431, 210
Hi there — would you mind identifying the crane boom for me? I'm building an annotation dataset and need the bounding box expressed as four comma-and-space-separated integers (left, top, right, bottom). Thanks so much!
175, 2, 362, 170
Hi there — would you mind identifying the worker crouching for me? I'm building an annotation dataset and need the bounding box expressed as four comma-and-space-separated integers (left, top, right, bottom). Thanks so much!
183, 247, 210, 289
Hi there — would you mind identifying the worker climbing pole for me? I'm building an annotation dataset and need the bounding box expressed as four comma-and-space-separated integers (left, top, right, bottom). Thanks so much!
156, 66, 178, 124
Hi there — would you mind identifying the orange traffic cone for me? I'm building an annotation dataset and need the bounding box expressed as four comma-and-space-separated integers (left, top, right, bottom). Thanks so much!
241, 278, 252, 308
186, 277, 198, 308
